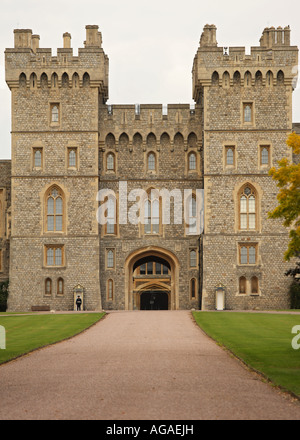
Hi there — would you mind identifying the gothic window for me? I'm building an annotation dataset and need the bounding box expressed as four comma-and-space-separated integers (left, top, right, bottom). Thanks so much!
244, 71, 252, 87
68, 148, 77, 168
233, 71, 241, 86
107, 249, 115, 269
62, 73, 69, 88
57, 278, 64, 295
72, 73, 79, 88
106, 153, 115, 171
260, 146, 270, 166
45, 278, 52, 296
33, 148, 43, 168
19, 73, 27, 88
51, 73, 58, 88
147, 152, 156, 171
188, 152, 197, 171
51, 104, 59, 123
243, 103, 253, 123
239, 185, 257, 230
46, 186, 64, 232
239, 276, 246, 294
83, 72, 90, 87
266, 70, 273, 87
212, 71, 219, 85
30, 72, 37, 89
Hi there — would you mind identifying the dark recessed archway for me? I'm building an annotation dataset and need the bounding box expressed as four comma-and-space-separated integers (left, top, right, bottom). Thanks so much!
140, 291, 169, 310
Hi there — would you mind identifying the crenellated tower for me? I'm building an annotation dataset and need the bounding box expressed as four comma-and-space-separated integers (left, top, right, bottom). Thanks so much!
193, 24, 298, 309
5, 26, 108, 311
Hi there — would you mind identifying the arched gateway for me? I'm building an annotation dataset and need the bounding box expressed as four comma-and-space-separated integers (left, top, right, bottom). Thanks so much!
124, 247, 180, 310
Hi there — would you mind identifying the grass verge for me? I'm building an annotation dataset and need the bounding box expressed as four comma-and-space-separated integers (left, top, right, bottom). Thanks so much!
0, 313, 105, 365
192, 311, 300, 398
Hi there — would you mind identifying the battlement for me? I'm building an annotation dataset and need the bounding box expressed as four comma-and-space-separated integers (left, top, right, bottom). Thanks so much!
5, 25, 109, 98
193, 24, 298, 102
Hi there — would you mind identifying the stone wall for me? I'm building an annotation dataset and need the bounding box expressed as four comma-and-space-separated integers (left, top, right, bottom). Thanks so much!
0, 161, 11, 282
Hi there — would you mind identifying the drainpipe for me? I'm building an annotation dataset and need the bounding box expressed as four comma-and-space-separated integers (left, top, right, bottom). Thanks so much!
198, 234, 203, 310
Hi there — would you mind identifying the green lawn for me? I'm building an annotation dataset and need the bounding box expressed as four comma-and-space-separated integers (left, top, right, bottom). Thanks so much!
0, 313, 105, 364
193, 311, 300, 398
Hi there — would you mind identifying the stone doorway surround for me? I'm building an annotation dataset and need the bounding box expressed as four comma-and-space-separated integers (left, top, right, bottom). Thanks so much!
124, 246, 180, 310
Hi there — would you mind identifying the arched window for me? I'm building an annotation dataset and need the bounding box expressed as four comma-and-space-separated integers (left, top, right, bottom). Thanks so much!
19, 73, 26, 88
240, 185, 256, 230
239, 277, 246, 294
212, 71, 219, 85
147, 152, 156, 171
51, 73, 58, 88
34, 149, 42, 168
233, 71, 241, 86
261, 147, 269, 165
45, 278, 52, 296
190, 278, 196, 299
46, 186, 64, 232
30, 73, 37, 89
68, 149, 77, 168
105, 133, 116, 149
62, 72, 69, 87
223, 71, 230, 88
251, 276, 258, 294
255, 71, 262, 85
107, 279, 114, 301
72, 73, 79, 88
188, 152, 197, 171
244, 104, 252, 123
57, 278, 64, 295
266, 70, 273, 87
41, 73, 48, 88
106, 153, 115, 171
83, 72, 90, 87
51, 105, 59, 123
144, 190, 160, 234
244, 71, 252, 87
277, 70, 284, 84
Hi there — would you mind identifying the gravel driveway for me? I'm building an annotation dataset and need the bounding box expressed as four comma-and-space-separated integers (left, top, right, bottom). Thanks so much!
0, 310, 300, 420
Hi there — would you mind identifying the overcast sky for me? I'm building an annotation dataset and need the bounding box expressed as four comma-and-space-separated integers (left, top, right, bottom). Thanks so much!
1, 0, 300, 159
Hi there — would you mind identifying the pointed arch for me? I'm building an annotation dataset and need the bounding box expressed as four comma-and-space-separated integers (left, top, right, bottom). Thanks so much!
44, 185, 65, 233
212, 71, 219, 86
83, 72, 90, 87
62, 72, 69, 87
233, 71, 241, 86
19, 72, 27, 88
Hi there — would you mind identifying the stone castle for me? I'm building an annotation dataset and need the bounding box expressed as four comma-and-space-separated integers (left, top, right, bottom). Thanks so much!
0, 24, 298, 311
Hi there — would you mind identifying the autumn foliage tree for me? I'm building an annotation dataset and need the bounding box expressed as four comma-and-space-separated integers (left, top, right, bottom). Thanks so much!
268, 132, 300, 263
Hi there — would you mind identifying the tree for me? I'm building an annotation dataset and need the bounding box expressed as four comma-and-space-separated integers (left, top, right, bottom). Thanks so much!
268, 132, 300, 261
